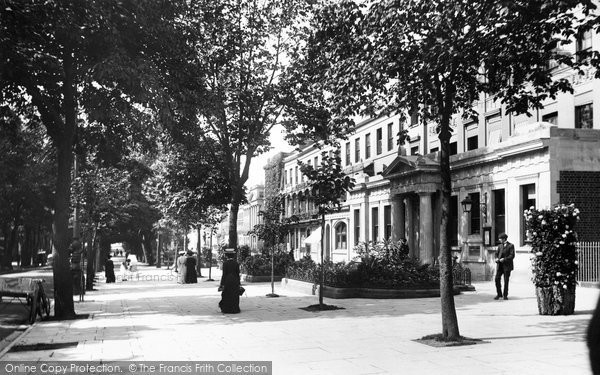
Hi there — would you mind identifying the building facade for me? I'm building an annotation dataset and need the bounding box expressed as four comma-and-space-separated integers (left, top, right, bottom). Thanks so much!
277, 30, 600, 280
235, 184, 265, 253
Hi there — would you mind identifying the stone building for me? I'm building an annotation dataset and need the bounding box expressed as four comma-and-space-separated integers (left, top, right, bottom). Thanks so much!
277, 30, 600, 281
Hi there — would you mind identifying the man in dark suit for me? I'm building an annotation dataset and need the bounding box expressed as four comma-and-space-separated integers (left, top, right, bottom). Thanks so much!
495, 233, 515, 300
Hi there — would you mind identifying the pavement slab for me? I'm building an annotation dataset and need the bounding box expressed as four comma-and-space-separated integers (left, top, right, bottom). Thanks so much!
0, 264, 598, 374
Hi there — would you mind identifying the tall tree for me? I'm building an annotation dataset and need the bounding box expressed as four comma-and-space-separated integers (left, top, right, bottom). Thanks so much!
0, 106, 54, 269
304, 0, 595, 340
158, 0, 318, 248
0, 0, 183, 318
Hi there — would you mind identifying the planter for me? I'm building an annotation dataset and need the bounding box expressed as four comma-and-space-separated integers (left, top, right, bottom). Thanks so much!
280, 278, 461, 299
535, 285, 576, 315
241, 274, 283, 283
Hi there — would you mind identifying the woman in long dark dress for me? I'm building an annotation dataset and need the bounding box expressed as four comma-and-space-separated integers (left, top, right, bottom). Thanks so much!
184, 251, 198, 283
218, 250, 240, 313
105, 255, 116, 283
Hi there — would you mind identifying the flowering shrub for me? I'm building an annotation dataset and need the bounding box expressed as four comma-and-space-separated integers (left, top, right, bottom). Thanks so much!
285, 241, 438, 289
524, 203, 579, 290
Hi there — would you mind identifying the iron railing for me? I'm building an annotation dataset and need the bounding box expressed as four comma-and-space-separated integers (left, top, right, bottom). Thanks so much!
578, 241, 600, 284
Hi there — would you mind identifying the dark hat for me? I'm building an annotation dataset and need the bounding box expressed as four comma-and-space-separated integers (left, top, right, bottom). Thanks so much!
186, 250, 193, 256
498, 233, 508, 239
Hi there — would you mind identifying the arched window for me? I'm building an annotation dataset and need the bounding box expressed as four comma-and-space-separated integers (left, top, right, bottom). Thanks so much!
335, 222, 347, 250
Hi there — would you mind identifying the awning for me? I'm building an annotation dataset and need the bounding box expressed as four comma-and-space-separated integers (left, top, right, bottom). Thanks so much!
303, 227, 322, 245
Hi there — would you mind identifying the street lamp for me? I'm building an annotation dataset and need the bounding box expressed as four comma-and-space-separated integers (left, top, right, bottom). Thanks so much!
461, 196, 473, 213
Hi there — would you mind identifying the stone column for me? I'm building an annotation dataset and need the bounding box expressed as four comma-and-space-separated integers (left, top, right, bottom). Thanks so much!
405, 196, 416, 256
419, 192, 435, 265
391, 196, 406, 242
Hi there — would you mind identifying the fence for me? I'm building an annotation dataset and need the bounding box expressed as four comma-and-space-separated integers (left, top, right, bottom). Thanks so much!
578, 242, 600, 284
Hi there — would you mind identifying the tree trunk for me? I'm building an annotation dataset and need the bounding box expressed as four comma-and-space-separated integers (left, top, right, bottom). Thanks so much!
228, 202, 240, 249
86, 228, 96, 291
439, 114, 460, 340
319, 212, 325, 307
52, 135, 76, 318
156, 230, 162, 268
196, 227, 202, 277
140, 232, 149, 264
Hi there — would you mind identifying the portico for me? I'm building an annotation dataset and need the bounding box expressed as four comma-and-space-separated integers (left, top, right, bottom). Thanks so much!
383, 153, 442, 265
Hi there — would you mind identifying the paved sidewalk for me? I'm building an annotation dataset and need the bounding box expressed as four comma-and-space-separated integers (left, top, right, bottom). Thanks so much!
0, 263, 598, 375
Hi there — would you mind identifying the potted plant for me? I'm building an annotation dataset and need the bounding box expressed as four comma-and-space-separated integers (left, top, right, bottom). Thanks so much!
524, 203, 580, 315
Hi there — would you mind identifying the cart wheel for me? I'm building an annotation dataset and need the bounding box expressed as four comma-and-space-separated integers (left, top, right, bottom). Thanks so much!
29, 289, 39, 324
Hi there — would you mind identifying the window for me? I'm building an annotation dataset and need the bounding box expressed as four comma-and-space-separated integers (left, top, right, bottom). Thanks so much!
354, 138, 360, 162
284, 170, 288, 186
521, 184, 536, 246
467, 135, 478, 151
430, 147, 439, 153
371, 207, 379, 242
469, 192, 481, 235
493, 189, 505, 244
335, 223, 347, 249
345, 142, 351, 166
384, 205, 391, 240
376, 128, 383, 155
576, 30, 592, 63
410, 112, 419, 127
450, 142, 458, 155
295, 166, 298, 185
387, 123, 394, 151
542, 112, 558, 125
365, 133, 371, 159
410, 146, 419, 155
314, 156, 318, 168
575, 104, 593, 129
354, 209, 360, 245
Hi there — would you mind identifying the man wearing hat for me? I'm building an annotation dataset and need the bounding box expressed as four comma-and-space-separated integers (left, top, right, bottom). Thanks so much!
495, 233, 515, 300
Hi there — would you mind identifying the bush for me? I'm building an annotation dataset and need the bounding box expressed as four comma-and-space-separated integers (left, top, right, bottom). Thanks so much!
525, 203, 579, 290
240, 249, 293, 276
284, 241, 439, 289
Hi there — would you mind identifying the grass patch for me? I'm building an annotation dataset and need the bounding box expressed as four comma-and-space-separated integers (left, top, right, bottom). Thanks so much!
300, 304, 345, 312
414, 334, 488, 347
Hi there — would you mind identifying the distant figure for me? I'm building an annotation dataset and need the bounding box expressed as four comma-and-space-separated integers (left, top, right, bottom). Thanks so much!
494, 233, 515, 300
69, 239, 83, 270
120, 260, 128, 281
218, 249, 241, 314
184, 251, 198, 284
177, 251, 187, 284
588, 295, 600, 374
105, 255, 116, 283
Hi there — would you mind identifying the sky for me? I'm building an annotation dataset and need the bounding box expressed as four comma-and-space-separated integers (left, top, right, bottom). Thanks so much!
245, 124, 294, 187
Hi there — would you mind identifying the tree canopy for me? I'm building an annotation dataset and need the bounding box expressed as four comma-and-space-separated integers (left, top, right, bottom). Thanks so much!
302, 0, 597, 340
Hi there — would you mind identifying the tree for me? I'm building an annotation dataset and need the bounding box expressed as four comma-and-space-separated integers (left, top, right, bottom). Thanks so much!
304, 0, 595, 340
0, 106, 54, 269
299, 150, 354, 308
157, 0, 320, 249
0, 1, 183, 318
251, 195, 297, 296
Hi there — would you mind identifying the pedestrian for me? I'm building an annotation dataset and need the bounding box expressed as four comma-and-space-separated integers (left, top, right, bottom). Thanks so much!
120, 260, 128, 281
218, 248, 241, 314
184, 250, 198, 284
494, 233, 515, 300
177, 251, 187, 284
588, 295, 600, 374
105, 254, 116, 283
